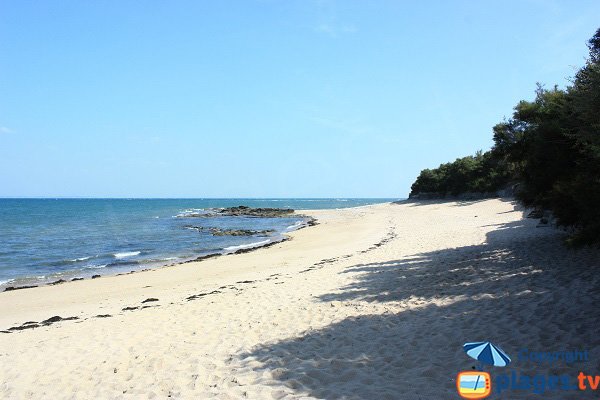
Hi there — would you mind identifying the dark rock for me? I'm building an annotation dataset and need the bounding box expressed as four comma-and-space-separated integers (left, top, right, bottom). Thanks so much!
186, 290, 221, 301
10, 322, 40, 331
182, 253, 221, 264
71, 277, 84, 281
41, 315, 79, 325
537, 216, 551, 227
9, 323, 39, 331
180, 206, 294, 218
91, 275, 101, 279
218, 206, 294, 218
4, 285, 37, 292
527, 209, 544, 219
122, 306, 138, 311
232, 238, 288, 254
49, 279, 66, 285
141, 298, 159, 303
95, 314, 112, 318
185, 226, 274, 236
209, 228, 274, 236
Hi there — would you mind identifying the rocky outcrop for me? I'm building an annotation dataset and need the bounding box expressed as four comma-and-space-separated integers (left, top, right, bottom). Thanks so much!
217, 206, 294, 217
184, 225, 274, 236
210, 228, 274, 236
180, 206, 295, 218
3, 285, 37, 292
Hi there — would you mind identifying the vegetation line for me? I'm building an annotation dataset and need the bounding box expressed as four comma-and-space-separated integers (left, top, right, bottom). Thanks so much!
410, 29, 600, 245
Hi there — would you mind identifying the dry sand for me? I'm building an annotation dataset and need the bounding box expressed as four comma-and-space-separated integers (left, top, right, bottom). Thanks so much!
1, 199, 599, 399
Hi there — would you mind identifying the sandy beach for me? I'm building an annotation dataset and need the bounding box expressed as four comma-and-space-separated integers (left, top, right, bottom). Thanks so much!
1, 199, 599, 399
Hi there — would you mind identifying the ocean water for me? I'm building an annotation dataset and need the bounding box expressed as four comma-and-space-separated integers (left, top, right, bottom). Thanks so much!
0, 199, 397, 289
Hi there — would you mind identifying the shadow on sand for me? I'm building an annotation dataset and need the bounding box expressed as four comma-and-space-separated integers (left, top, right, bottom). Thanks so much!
396, 197, 522, 209
237, 219, 600, 399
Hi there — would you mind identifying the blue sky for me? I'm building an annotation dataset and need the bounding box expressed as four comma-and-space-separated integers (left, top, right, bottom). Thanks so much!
1, 0, 598, 198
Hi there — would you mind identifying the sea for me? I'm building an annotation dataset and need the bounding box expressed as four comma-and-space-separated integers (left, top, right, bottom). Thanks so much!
0, 199, 399, 290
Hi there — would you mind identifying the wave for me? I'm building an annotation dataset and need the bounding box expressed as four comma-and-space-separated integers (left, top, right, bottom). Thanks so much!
113, 251, 141, 259
174, 208, 213, 218
71, 256, 94, 262
223, 239, 271, 252
83, 264, 108, 270
285, 221, 304, 231
0, 279, 14, 286
48, 259, 80, 267
107, 260, 139, 268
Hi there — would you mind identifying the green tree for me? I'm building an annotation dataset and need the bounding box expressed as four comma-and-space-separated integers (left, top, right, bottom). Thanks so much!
410, 28, 600, 244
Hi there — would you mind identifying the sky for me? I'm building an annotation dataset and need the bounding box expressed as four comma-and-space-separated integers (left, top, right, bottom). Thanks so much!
1, 0, 599, 198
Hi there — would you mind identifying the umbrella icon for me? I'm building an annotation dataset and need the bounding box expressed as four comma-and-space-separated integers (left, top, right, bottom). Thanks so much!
463, 341, 511, 367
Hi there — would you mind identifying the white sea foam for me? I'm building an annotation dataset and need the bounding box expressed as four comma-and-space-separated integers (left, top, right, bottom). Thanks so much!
113, 251, 141, 259
84, 264, 108, 269
224, 239, 270, 252
174, 208, 211, 218
71, 256, 93, 262
0, 279, 14, 286
285, 221, 304, 231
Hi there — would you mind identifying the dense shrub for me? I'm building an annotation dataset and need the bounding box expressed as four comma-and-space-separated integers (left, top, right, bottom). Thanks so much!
410, 151, 510, 196
410, 28, 600, 244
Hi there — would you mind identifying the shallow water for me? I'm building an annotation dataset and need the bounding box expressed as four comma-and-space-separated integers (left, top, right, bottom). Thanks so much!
0, 198, 397, 288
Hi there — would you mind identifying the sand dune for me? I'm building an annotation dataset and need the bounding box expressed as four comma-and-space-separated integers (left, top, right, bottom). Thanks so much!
1, 199, 599, 399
